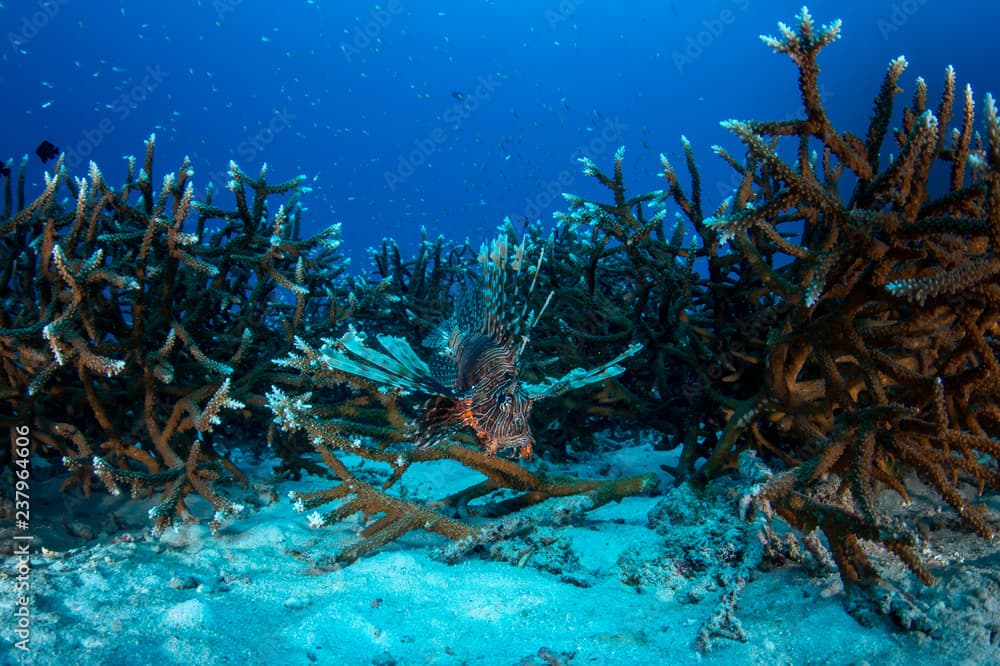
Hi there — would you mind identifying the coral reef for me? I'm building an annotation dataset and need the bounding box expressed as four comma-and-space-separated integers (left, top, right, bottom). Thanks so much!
3, 7, 997, 637
553, 7, 1000, 590
694, 8, 1000, 588
266, 228, 656, 563
1, 135, 344, 530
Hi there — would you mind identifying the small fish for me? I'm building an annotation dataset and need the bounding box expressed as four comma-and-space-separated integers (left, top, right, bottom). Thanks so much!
451, 91, 466, 102
35, 140, 59, 163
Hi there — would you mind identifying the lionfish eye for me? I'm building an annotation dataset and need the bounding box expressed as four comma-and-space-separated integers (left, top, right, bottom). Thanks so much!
495, 392, 508, 408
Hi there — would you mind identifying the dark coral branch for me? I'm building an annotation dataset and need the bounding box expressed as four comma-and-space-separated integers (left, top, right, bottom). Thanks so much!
2, 135, 347, 530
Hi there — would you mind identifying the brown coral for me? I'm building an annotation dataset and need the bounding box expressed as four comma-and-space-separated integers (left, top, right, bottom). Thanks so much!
1, 136, 344, 530
683, 7, 1000, 586
550, 6, 1000, 588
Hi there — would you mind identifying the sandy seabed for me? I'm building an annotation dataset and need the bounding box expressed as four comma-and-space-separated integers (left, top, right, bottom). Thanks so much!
2, 438, 998, 666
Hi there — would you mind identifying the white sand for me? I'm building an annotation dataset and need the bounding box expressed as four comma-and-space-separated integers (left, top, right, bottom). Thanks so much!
2, 441, 997, 665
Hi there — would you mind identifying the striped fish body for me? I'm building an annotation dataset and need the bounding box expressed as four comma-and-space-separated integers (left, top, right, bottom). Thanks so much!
321, 231, 637, 458
322, 231, 637, 458
418, 328, 535, 458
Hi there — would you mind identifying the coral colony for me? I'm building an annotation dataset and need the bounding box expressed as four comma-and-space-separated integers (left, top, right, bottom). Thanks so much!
3, 6, 998, 624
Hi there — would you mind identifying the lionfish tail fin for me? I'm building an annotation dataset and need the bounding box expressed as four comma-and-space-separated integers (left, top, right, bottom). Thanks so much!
524, 343, 643, 400
320, 327, 450, 396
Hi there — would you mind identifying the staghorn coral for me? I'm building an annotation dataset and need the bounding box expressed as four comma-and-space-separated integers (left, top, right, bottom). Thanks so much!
551, 6, 1000, 590
366, 227, 478, 331
698, 7, 1000, 588
551, 144, 752, 464
1, 135, 345, 530
266, 228, 655, 563
670, 7, 1000, 588
1, 7, 994, 616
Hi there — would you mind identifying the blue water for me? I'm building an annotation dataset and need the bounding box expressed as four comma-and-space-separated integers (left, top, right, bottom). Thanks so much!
3, 0, 997, 265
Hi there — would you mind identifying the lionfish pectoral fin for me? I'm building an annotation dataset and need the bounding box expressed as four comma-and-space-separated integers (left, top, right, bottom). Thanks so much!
319, 327, 452, 396
415, 425, 460, 449
524, 342, 643, 399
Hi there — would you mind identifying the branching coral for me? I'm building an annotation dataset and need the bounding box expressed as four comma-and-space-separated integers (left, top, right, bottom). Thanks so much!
551, 6, 1000, 589
699, 7, 1000, 587
365, 228, 477, 330
1, 135, 345, 530
539, 136, 776, 475
267, 333, 657, 564
666, 7, 999, 587
4, 6, 995, 604
266, 229, 655, 562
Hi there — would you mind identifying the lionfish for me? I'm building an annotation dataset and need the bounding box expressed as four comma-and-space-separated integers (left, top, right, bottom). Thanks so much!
321, 231, 641, 458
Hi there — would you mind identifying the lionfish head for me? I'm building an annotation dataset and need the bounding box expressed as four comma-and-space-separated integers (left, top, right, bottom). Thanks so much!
448, 330, 537, 459
419, 323, 538, 458
470, 382, 535, 459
